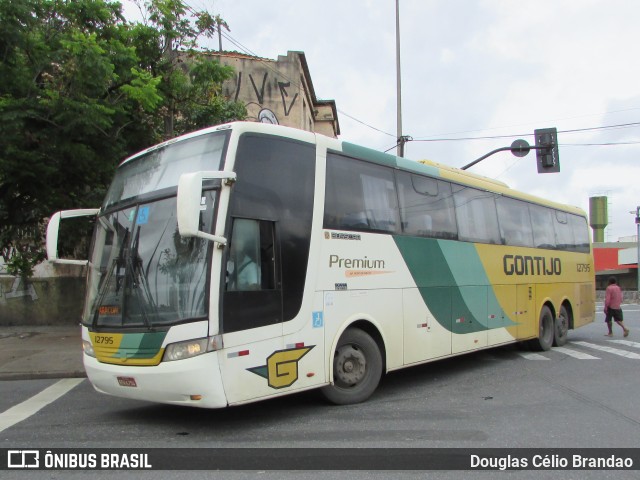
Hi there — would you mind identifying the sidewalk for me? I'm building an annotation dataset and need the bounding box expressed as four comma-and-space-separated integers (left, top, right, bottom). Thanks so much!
0, 325, 85, 380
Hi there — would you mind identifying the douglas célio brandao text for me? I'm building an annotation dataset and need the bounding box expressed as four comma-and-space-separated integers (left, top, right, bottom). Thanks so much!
470, 453, 634, 470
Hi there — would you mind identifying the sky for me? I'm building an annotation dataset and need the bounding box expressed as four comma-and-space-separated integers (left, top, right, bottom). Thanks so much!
122, 0, 640, 241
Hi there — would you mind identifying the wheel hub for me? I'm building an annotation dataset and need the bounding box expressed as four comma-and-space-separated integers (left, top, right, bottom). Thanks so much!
335, 345, 366, 386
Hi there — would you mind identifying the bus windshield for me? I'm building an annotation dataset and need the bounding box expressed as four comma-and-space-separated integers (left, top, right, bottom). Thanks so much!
82, 131, 228, 329
103, 131, 228, 209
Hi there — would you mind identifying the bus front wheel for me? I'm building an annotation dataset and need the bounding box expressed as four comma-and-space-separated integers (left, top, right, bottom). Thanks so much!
321, 328, 382, 405
528, 305, 554, 351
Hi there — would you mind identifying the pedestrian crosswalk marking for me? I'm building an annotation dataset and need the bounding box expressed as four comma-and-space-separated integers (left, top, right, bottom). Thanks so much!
0, 379, 84, 433
572, 341, 640, 359
552, 347, 599, 359
497, 340, 638, 361
518, 352, 549, 360
608, 340, 640, 349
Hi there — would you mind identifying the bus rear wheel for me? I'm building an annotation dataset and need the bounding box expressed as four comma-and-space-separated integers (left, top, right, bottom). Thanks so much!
553, 305, 570, 347
528, 305, 554, 351
321, 328, 382, 405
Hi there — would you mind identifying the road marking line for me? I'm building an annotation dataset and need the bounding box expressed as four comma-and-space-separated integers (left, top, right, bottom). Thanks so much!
0, 378, 83, 433
553, 347, 599, 359
608, 340, 640, 349
572, 341, 640, 359
518, 352, 549, 360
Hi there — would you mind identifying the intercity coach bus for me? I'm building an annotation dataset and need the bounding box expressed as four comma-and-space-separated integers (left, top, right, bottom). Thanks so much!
47, 122, 595, 408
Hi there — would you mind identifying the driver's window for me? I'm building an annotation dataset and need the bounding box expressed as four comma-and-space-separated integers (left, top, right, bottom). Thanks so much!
226, 218, 275, 291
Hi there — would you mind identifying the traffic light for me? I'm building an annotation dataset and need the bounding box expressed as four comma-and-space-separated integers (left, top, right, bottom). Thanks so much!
535, 127, 559, 173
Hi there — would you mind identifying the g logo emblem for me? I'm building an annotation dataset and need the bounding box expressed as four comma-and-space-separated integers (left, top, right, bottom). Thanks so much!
248, 346, 314, 389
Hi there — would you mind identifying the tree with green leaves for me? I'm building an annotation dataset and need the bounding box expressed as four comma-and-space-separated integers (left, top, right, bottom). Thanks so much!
138, 0, 245, 137
0, 0, 245, 260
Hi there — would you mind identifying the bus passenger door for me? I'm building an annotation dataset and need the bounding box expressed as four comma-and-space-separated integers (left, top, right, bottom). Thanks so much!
219, 218, 285, 405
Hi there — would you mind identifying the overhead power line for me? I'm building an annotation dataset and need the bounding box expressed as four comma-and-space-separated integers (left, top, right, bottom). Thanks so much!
337, 111, 396, 138
561, 141, 640, 147
214, 31, 397, 138
410, 121, 640, 143
198, 15, 397, 138
182, 2, 639, 145
560, 121, 640, 134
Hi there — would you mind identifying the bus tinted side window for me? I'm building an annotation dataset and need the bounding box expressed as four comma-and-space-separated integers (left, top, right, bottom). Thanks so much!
529, 205, 556, 249
396, 171, 457, 239
229, 133, 315, 328
453, 185, 501, 244
570, 214, 591, 253
496, 196, 534, 247
554, 210, 574, 250
324, 153, 400, 233
226, 218, 276, 292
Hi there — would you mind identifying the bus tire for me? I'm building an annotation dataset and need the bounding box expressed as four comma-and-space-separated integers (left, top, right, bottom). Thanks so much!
528, 305, 554, 351
321, 328, 383, 405
553, 305, 570, 347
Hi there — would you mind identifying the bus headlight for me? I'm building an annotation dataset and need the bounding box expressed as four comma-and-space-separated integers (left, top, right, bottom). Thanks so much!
83, 340, 96, 357
163, 335, 223, 362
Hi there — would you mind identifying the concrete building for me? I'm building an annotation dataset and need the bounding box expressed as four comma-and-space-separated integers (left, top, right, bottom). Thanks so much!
210, 50, 340, 138
593, 241, 638, 291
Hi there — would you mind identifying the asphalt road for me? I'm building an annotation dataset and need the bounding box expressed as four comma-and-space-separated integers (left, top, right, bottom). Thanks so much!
1, 304, 639, 479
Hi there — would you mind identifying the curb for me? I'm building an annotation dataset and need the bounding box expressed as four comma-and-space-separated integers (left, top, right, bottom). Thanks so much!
0, 370, 87, 382
0, 327, 84, 382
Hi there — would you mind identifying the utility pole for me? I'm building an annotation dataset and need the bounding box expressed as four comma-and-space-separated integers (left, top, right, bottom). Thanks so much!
395, 0, 404, 157
214, 15, 229, 53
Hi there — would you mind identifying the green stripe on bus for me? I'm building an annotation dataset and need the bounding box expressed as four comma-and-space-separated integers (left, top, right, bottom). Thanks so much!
396, 157, 440, 177
341, 142, 441, 177
341, 142, 398, 168
393, 236, 517, 333
113, 331, 167, 359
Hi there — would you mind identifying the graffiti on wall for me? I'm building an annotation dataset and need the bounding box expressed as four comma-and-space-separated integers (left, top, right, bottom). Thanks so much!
0, 277, 39, 305
1, 245, 40, 303
0, 246, 14, 275
229, 71, 299, 127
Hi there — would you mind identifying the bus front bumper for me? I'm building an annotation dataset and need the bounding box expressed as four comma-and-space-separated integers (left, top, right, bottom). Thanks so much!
84, 352, 228, 409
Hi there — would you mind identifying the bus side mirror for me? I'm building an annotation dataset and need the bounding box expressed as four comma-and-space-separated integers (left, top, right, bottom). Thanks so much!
46, 208, 99, 264
176, 171, 236, 245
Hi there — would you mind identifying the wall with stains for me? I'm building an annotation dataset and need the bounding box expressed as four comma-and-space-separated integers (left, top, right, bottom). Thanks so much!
0, 263, 86, 326
215, 51, 339, 138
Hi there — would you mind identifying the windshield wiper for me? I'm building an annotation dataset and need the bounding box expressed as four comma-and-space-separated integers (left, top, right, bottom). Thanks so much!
92, 226, 130, 329
128, 224, 158, 331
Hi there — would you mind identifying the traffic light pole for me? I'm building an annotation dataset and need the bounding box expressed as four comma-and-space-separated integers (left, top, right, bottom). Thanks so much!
461, 142, 546, 170
461, 146, 524, 170
461, 128, 559, 173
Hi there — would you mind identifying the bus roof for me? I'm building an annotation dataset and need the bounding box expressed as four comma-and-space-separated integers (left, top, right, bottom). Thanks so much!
340, 140, 586, 217
117, 122, 586, 218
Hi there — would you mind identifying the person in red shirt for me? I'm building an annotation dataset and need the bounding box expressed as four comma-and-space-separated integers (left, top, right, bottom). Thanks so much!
604, 276, 630, 337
